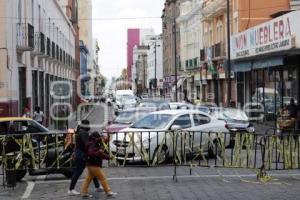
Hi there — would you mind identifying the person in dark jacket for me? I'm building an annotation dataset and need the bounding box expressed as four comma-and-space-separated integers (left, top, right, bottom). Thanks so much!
81, 132, 117, 198
68, 120, 103, 195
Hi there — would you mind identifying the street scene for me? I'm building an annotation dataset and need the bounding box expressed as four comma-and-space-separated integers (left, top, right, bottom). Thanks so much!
1, 0, 300, 199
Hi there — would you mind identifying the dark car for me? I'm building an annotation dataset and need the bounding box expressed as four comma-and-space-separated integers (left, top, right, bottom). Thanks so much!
0, 117, 74, 181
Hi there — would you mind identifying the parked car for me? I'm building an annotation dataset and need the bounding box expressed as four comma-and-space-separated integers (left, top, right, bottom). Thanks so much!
169, 102, 194, 110
105, 107, 156, 133
110, 110, 229, 164
210, 108, 255, 147
0, 117, 74, 181
138, 99, 171, 110
210, 108, 254, 132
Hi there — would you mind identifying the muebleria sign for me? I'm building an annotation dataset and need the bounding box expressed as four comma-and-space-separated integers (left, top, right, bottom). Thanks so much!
231, 10, 300, 60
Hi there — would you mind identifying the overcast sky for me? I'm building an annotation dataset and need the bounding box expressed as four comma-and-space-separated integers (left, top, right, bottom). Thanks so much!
92, 0, 164, 80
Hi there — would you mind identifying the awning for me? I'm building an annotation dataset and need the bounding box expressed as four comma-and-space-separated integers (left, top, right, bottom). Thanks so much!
232, 61, 252, 72
232, 56, 284, 72
252, 56, 283, 69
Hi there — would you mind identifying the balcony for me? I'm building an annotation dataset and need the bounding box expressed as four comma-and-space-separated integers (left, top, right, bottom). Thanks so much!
16, 23, 34, 52
201, 0, 226, 20
213, 42, 226, 58
32, 32, 47, 56
186, 57, 199, 70
205, 42, 226, 61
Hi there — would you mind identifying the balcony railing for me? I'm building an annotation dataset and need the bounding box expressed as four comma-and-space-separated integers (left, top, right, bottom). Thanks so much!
32, 32, 46, 55
213, 42, 226, 58
17, 23, 34, 52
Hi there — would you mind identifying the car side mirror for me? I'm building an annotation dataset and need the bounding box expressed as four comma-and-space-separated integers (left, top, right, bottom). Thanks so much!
170, 125, 181, 131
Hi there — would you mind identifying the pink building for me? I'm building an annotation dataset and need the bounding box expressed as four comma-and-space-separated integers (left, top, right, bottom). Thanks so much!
127, 29, 140, 82
127, 28, 154, 82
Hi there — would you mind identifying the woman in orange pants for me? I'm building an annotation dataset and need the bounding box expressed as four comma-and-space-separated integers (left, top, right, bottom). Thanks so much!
81, 132, 117, 198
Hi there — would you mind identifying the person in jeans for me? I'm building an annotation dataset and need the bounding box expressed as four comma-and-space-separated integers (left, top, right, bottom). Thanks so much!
81, 132, 117, 198
68, 120, 103, 195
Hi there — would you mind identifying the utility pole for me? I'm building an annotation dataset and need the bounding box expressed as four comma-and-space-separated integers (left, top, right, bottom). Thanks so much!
173, 17, 178, 102
154, 39, 157, 96
226, 0, 232, 106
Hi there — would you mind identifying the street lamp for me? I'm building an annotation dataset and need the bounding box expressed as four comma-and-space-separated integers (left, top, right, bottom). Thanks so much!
173, 17, 178, 102
226, 0, 232, 106
149, 39, 161, 96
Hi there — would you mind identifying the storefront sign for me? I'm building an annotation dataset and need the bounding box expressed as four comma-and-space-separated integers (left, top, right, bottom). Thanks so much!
231, 10, 300, 59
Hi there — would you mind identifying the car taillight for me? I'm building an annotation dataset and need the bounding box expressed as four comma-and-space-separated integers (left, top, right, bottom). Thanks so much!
225, 124, 229, 129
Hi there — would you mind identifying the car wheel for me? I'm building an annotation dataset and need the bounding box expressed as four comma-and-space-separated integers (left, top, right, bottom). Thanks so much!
208, 139, 222, 158
153, 146, 169, 164
15, 169, 27, 181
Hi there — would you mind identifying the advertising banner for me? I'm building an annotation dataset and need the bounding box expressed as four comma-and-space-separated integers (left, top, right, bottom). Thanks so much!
231, 10, 300, 60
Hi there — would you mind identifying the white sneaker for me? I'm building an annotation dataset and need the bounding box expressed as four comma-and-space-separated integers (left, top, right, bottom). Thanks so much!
68, 189, 80, 195
81, 193, 93, 198
107, 191, 117, 198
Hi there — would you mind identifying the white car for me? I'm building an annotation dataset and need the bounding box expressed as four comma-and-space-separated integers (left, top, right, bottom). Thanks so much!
110, 109, 229, 164
169, 102, 195, 110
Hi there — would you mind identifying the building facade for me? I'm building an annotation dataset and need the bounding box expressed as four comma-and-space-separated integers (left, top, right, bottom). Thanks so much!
78, 0, 96, 97
127, 28, 154, 83
177, 0, 202, 102
147, 35, 163, 96
0, 0, 76, 127
231, 9, 300, 128
162, 0, 181, 98
131, 45, 149, 95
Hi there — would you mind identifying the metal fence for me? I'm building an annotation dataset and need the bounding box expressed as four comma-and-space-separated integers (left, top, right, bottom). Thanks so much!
1, 129, 300, 187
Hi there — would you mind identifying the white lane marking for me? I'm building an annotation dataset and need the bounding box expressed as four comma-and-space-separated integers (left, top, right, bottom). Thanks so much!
21, 181, 35, 199
33, 173, 300, 184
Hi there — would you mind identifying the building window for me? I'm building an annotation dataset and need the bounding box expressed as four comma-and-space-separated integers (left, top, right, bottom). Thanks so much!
216, 18, 223, 43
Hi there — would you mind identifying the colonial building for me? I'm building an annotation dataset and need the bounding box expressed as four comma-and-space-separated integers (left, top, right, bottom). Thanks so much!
131, 45, 149, 95
146, 35, 163, 96
0, 0, 76, 127
162, 0, 181, 98
177, 0, 202, 102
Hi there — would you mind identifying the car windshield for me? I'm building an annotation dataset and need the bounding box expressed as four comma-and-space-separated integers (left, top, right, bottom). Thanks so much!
131, 114, 173, 129
139, 101, 170, 109
212, 109, 248, 121
114, 111, 147, 124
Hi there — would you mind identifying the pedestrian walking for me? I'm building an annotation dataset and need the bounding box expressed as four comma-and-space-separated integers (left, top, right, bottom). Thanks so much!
81, 131, 117, 198
33, 106, 44, 125
68, 120, 103, 195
